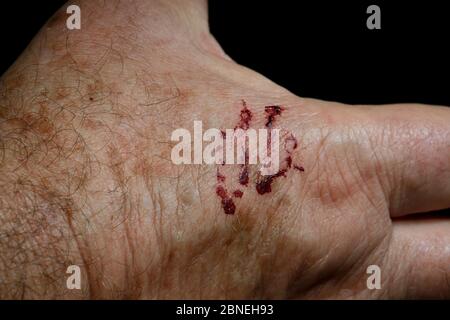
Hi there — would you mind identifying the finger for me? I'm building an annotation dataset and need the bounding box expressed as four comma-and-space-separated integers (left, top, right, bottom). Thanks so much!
363, 103, 450, 217
384, 216, 450, 298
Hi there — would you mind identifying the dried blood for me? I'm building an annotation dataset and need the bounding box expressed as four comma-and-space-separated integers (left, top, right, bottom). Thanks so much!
235, 100, 253, 130
239, 165, 249, 186
222, 198, 236, 215
255, 170, 287, 195
265, 105, 284, 128
216, 185, 236, 215
286, 156, 292, 168
217, 171, 226, 183
216, 101, 305, 211
233, 190, 244, 198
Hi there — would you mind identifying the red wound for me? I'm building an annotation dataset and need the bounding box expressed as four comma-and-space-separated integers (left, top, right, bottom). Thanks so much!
235, 100, 253, 130
233, 190, 244, 198
265, 105, 284, 128
222, 198, 236, 215
216, 101, 305, 212
239, 165, 249, 186
217, 171, 226, 183
216, 185, 236, 215
285, 133, 298, 152
255, 170, 287, 195
286, 156, 292, 168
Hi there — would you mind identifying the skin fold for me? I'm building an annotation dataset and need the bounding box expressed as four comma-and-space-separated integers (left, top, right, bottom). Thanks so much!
0, 0, 449, 299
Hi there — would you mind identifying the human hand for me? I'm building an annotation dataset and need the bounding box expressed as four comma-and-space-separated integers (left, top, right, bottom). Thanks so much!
0, 0, 449, 299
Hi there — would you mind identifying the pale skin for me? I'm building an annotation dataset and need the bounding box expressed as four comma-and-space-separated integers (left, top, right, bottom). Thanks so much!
0, 0, 449, 299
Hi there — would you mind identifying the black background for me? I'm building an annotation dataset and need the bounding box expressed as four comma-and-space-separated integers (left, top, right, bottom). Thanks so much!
0, 0, 449, 106
209, 0, 449, 105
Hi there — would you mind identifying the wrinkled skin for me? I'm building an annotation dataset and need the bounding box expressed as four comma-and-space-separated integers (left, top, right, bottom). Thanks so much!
0, 0, 449, 299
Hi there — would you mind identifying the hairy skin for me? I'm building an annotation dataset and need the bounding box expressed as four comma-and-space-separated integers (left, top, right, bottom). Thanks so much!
0, 0, 449, 299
